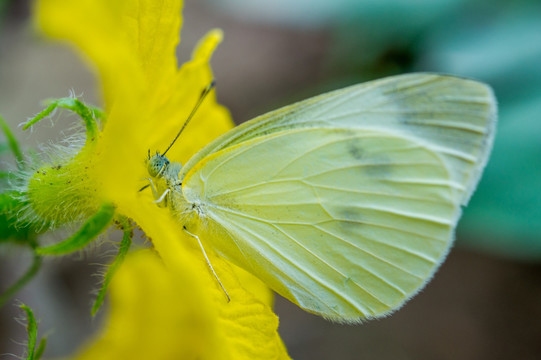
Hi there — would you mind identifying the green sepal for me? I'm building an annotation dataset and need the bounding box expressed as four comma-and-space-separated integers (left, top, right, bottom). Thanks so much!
19, 304, 46, 360
0, 191, 38, 243
35, 338, 47, 360
0, 190, 42, 305
91, 218, 133, 316
90, 106, 106, 123
36, 202, 115, 255
0, 114, 24, 165
23, 97, 100, 142
0, 253, 42, 307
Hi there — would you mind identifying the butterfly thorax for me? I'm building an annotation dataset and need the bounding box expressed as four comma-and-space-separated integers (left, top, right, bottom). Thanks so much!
147, 153, 204, 228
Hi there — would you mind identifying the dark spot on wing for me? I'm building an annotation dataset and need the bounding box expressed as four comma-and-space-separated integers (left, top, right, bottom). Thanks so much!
347, 141, 364, 160
363, 154, 393, 178
346, 141, 393, 179
337, 207, 364, 233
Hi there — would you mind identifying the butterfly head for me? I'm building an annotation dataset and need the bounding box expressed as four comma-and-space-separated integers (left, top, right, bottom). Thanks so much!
147, 151, 170, 178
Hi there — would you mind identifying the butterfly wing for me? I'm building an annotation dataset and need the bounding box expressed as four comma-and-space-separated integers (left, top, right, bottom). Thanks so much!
181, 73, 496, 205
180, 73, 496, 322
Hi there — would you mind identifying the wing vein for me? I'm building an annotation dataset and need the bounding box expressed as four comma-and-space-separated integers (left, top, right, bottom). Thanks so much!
312, 224, 426, 280
209, 206, 392, 310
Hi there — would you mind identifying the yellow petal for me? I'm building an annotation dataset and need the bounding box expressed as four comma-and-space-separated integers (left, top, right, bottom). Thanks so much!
35, 1, 285, 357
36, 0, 234, 203
35, 0, 144, 109
144, 29, 234, 164
121, 0, 183, 83
93, 29, 233, 205
73, 250, 216, 360
35, 0, 184, 110
72, 244, 290, 359
232, 264, 275, 308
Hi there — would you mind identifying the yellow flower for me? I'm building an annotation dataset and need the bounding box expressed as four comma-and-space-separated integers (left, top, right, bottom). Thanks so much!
31, 0, 290, 358
74, 249, 288, 360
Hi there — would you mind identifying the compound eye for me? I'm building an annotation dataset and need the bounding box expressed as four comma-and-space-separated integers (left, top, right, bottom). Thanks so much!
148, 155, 169, 177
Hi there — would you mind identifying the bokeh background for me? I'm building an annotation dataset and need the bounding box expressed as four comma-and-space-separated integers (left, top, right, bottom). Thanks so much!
1, 0, 540, 359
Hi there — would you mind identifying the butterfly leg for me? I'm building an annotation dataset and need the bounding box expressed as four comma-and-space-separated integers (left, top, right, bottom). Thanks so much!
153, 189, 170, 204
183, 226, 230, 302
142, 178, 170, 206
142, 178, 160, 199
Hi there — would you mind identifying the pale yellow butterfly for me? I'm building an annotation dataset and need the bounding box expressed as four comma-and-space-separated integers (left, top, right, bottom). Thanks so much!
145, 73, 496, 323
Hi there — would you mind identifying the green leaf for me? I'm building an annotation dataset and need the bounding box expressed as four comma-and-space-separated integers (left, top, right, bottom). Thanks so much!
0, 191, 37, 243
207, 0, 462, 29
0, 191, 42, 304
458, 94, 541, 259
19, 304, 46, 360
419, 8, 541, 259
0, 114, 24, 165
36, 202, 115, 255
92, 219, 133, 316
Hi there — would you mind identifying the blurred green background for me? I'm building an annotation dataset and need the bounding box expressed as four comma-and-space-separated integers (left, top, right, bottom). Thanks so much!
1, 0, 540, 359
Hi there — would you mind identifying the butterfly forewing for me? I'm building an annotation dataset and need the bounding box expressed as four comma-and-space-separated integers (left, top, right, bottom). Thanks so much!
181, 73, 495, 205
178, 73, 496, 322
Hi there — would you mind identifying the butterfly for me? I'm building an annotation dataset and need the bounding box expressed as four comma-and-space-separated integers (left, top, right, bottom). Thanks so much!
144, 73, 496, 323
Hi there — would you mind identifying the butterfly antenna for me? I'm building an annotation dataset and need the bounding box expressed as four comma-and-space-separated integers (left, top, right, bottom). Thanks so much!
161, 81, 216, 156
